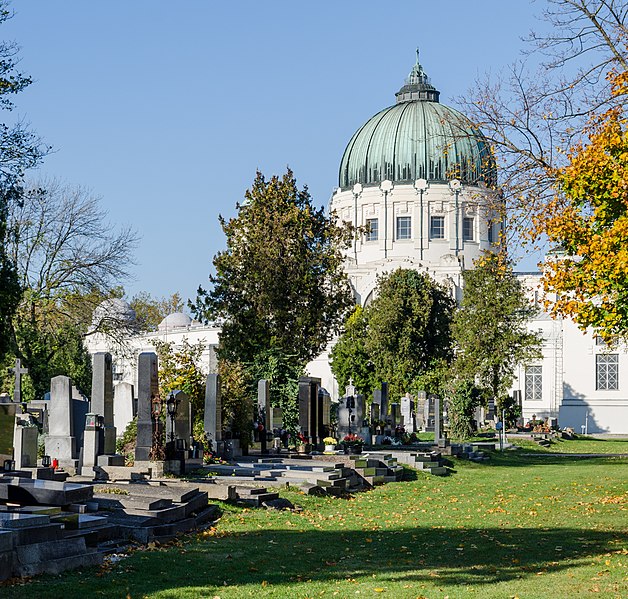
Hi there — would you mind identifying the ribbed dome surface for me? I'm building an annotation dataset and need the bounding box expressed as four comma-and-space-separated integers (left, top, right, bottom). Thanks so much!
338, 56, 496, 189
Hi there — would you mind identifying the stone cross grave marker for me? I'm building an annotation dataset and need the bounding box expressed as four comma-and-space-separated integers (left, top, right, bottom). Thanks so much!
8, 358, 28, 404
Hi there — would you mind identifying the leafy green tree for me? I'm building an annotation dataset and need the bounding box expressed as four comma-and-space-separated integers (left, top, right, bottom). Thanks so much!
0, 2, 47, 360
330, 305, 376, 399
153, 338, 207, 426
130, 292, 185, 332
446, 379, 483, 441
364, 269, 455, 399
537, 70, 628, 344
191, 169, 353, 432
191, 169, 353, 365
452, 252, 541, 421
5, 181, 137, 400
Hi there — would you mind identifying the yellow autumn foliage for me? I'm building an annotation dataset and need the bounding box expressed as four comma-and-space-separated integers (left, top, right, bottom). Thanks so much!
537, 69, 628, 344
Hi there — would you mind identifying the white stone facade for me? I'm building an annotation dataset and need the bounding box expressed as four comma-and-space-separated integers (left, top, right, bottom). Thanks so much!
511, 273, 628, 434
330, 180, 501, 304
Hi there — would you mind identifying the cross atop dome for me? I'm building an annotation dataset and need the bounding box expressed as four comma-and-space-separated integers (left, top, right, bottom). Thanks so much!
407, 48, 429, 86
396, 49, 440, 104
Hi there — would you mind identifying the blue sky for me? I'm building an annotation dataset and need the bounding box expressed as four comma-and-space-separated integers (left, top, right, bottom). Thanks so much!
4, 1, 548, 303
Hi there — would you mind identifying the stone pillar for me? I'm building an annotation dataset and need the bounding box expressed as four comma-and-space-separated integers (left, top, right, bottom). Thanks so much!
434, 396, 442, 442
81, 413, 103, 475
380, 382, 389, 420
401, 394, 415, 432
257, 380, 270, 454
173, 390, 191, 447
113, 382, 135, 437
91, 353, 116, 454
204, 373, 222, 449
298, 377, 321, 443
389, 403, 400, 428
135, 352, 159, 463
13, 417, 38, 469
45, 376, 77, 467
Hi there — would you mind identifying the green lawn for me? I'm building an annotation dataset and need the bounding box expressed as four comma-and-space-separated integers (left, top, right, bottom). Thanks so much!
3, 453, 627, 599
509, 436, 628, 454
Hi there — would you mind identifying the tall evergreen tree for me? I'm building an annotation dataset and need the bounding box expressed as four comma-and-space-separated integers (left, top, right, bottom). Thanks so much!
191, 169, 353, 432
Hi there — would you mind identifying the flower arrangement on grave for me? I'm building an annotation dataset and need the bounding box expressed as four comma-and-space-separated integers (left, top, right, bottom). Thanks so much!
323, 437, 337, 446
295, 432, 312, 453
203, 451, 229, 465
295, 432, 309, 447
381, 435, 402, 446
341, 433, 364, 449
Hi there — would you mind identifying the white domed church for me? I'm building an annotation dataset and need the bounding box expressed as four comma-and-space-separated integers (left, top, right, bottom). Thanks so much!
330, 53, 501, 305
87, 54, 628, 435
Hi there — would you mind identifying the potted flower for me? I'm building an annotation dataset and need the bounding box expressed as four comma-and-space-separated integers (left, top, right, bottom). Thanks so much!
323, 437, 337, 453
295, 433, 312, 454
341, 433, 364, 454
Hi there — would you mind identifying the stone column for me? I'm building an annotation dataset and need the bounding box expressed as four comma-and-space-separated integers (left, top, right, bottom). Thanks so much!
91, 353, 116, 454
204, 373, 222, 450
45, 376, 77, 467
135, 352, 159, 463
257, 380, 270, 454
172, 390, 191, 447
13, 417, 38, 469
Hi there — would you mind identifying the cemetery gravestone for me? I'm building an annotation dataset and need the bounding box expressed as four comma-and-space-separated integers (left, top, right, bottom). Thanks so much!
415, 391, 427, 430
298, 377, 321, 444
71, 386, 89, 455
204, 373, 222, 451
113, 382, 134, 437
135, 352, 160, 463
380, 382, 389, 421
0, 403, 17, 464
370, 401, 380, 425
13, 413, 38, 469
257, 380, 270, 454
401, 393, 415, 432
172, 390, 191, 448
389, 403, 400, 428
81, 413, 103, 473
8, 358, 28, 403
91, 353, 116, 454
45, 376, 79, 469
433, 395, 442, 443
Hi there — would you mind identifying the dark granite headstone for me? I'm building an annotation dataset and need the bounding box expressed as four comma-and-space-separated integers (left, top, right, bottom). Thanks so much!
135, 352, 159, 463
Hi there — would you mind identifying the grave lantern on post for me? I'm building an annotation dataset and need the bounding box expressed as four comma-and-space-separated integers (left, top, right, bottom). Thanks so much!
166, 392, 178, 459
346, 394, 355, 435
149, 393, 164, 461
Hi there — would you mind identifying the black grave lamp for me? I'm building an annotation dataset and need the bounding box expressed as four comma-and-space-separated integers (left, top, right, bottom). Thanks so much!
42, 455, 51, 468
151, 394, 162, 420
167, 392, 178, 443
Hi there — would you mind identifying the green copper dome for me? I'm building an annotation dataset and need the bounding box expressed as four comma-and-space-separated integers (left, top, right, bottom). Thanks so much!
339, 53, 496, 189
